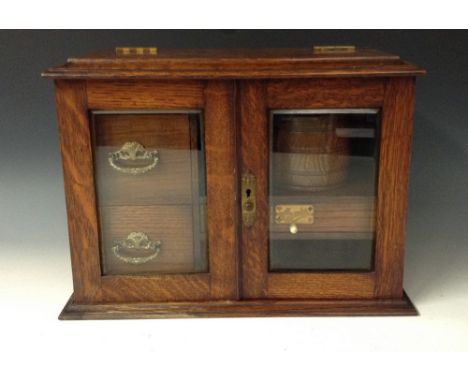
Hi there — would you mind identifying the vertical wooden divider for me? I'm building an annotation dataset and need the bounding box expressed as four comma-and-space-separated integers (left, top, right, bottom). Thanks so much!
204, 81, 239, 300
239, 80, 269, 298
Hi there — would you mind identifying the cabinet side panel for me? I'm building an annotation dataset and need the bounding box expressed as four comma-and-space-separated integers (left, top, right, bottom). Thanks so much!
55, 80, 102, 302
204, 81, 239, 299
239, 80, 269, 298
375, 77, 416, 298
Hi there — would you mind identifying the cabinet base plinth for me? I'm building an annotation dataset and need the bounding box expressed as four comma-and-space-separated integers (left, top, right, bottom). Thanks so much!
59, 291, 417, 320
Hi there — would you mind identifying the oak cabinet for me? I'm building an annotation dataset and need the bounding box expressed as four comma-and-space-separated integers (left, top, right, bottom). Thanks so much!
43, 46, 425, 319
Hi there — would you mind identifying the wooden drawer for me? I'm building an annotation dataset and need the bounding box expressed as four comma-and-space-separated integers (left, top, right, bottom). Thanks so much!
93, 113, 199, 206
270, 196, 375, 240
100, 205, 204, 275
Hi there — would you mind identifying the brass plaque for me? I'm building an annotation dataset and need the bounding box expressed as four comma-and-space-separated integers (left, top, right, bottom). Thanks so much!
274, 204, 314, 225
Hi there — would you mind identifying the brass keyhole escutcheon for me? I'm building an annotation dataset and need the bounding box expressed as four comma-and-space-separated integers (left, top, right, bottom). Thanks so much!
242, 173, 256, 228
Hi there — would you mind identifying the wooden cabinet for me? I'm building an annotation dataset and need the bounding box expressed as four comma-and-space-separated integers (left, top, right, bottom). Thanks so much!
43, 46, 425, 319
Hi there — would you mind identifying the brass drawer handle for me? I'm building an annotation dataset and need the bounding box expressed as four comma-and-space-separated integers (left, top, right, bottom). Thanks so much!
112, 232, 161, 264
108, 141, 159, 175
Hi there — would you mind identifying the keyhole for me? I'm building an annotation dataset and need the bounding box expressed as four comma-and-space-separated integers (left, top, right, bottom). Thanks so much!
246, 188, 251, 198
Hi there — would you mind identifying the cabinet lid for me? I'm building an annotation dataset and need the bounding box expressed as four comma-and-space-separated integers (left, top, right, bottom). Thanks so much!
42, 47, 426, 79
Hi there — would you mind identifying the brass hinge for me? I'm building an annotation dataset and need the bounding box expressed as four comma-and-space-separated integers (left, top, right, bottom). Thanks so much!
115, 47, 158, 56
313, 45, 356, 54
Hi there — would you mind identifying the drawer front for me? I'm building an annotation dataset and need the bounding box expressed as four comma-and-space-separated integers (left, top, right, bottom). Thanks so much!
93, 113, 197, 205
270, 196, 375, 239
100, 205, 204, 275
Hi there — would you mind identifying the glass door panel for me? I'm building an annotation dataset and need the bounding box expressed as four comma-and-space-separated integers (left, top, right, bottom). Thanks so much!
92, 111, 207, 275
269, 109, 380, 271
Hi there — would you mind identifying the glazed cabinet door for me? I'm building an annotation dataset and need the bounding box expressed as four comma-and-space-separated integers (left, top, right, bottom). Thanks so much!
55, 80, 237, 303
240, 78, 415, 299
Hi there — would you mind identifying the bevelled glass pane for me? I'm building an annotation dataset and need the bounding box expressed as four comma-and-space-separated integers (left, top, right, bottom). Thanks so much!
269, 110, 380, 271
92, 111, 207, 275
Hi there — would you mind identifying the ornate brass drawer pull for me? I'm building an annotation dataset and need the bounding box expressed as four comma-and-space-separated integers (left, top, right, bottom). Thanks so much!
112, 232, 161, 264
108, 141, 159, 175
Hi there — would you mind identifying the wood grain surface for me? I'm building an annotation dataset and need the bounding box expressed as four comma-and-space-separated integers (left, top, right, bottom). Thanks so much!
270, 196, 375, 234
87, 80, 205, 109
204, 80, 239, 300
374, 77, 416, 298
55, 79, 242, 304
267, 78, 385, 108
239, 80, 269, 298
55, 80, 102, 303
47, 50, 422, 316
59, 291, 417, 319
100, 274, 211, 303
42, 48, 426, 79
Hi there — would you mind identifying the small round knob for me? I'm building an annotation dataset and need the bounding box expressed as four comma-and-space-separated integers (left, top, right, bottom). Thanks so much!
289, 223, 298, 234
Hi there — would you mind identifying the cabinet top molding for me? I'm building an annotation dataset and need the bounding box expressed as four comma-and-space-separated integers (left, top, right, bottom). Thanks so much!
42, 47, 426, 80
